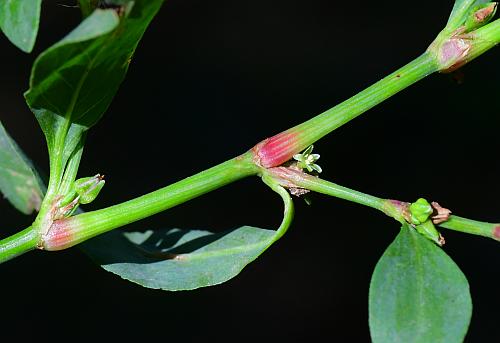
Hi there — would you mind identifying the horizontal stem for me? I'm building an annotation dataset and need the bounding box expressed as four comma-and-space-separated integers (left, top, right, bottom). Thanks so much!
0, 227, 38, 263
439, 215, 500, 241
266, 167, 390, 212
267, 167, 500, 242
43, 153, 259, 250
288, 171, 385, 211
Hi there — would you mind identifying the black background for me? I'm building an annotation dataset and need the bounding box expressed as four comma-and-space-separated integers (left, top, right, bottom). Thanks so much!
0, 1, 499, 342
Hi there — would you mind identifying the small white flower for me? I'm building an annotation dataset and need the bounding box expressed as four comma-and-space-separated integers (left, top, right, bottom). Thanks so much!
293, 145, 322, 173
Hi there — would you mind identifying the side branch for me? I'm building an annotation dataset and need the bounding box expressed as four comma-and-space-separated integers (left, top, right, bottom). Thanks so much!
440, 216, 500, 242
266, 167, 500, 242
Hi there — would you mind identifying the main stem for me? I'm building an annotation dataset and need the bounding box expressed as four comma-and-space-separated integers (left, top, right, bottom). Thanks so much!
295, 53, 437, 148
3, 19, 499, 260
42, 153, 259, 250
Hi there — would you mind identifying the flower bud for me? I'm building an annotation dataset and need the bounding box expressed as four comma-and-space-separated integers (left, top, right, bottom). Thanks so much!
464, 3, 497, 32
409, 198, 433, 225
74, 174, 105, 204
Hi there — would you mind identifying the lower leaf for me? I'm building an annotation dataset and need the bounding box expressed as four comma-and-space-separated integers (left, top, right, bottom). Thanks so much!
369, 224, 472, 343
0, 121, 45, 214
81, 181, 294, 291
82, 225, 283, 291
0, 0, 41, 52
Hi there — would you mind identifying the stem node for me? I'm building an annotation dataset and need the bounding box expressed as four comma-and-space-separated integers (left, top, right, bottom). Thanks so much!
41, 218, 74, 251
493, 225, 500, 241
252, 131, 302, 168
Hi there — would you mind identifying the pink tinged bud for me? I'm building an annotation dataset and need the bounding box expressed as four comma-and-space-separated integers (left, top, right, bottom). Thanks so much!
253, 131, 301, 168
473, 4, 497, 24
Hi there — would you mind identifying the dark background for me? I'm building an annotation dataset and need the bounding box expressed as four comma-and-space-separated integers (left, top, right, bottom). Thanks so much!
0, 1, 498, 342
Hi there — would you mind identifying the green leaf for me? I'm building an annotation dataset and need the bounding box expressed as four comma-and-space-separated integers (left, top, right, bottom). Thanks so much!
0, 0, 41, 52
0, 121, 44, 214
25, 1, 163, 175
82, 226, 277, 290
369, 224, 472, 343
81, 182, 294, 291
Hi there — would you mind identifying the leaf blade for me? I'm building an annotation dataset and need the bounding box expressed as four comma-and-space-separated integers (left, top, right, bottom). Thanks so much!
82, 226, 280, 290
0, 121, 44, 214
81, 183, 294, 291
0, 0, 41, 52
25, 1, 163, 169
369, 224, 472, 343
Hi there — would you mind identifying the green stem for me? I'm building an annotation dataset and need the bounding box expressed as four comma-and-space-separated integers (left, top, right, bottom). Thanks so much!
296, 52, 437, 143
42, 153, 259, 250
256, 17, 500, 168
8, 18, 498, 257
36, 29, 108, 234
266, 167, 387, 209
256, 53, 439, 167
469, 18, 500, 59
261, 174, 295, 242
58, 134, 86, 196
34, 120, 74, 238
439, 216, 500, 241
266, 167, 500, 241
0, 227, 38, 263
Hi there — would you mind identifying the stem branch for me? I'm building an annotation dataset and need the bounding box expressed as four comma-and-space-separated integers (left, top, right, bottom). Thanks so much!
439, 216, 500, 241
267, 167, 500, 242
470, 18, 500, 60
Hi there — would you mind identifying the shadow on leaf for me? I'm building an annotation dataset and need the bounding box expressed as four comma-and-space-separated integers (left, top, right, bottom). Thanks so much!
80, 225, 278, 290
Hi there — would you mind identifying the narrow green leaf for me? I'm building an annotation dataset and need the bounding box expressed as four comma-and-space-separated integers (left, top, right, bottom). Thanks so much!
369, 224, 472, 343
0, 0, 41, 52
0, 121, 44, 214
25, 0, 163, 172
81, 183, 294, 291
